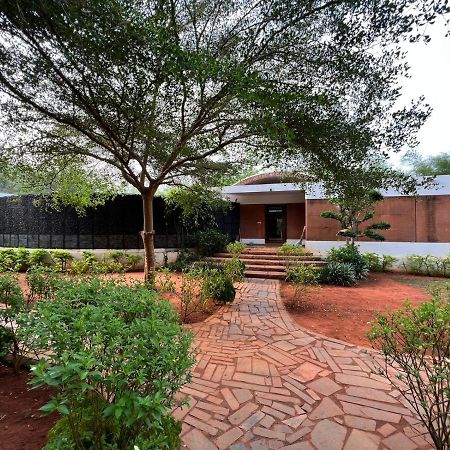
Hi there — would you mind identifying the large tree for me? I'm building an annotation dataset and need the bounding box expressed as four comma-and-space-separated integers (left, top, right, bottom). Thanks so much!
0, 0, 447, 279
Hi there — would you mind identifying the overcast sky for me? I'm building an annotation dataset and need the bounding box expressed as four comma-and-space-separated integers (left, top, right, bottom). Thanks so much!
397, 18, 450, 161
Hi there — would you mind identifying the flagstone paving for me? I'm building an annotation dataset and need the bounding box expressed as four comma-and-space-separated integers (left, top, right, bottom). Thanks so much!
174, 279, 433, 450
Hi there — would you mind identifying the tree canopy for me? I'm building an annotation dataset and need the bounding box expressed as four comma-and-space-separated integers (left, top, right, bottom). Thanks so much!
403, 150, 450, 176
0, 0, 448, 277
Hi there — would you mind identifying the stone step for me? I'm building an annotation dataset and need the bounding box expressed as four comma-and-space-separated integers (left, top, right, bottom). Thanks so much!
207, 257, 326, 267
245, 264, 287, 272
244, 270, 286, 279
214, 253, 321, 261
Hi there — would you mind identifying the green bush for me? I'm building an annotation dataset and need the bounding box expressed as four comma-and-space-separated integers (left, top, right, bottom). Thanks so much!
30, 249, 52, 268
0, 273, 27, 368
0, 248, 31, 272
26, 266, 61, 303
286, 264, 320, 284
320, 261, 357, 286
197, 229, 229, 257
49, 250, 73, 272
403, 254, 450, 277
201, 270, 236, 304
368, 287, 450, 450
327, 245, 368, 279
362, 252, 398, 272
223, 257, 246, 282
277, 243, 312, 257
23, 278, 194, 450
226, 241, 246, 256
169, 249, 198, 272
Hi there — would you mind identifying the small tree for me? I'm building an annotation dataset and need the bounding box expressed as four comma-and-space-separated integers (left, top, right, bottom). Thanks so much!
321, 190, 391, 244
368, 288, 450, 450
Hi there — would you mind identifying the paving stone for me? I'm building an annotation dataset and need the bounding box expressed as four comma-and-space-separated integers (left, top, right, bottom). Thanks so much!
335, 373, 391, 390
344, 415, 376, 431
383, 432, 417, 450
292, 362, 324, 382
241, 411, 266, 431
377, 423, 397, 437
229, 402, 259, 425
307, 376, 341, 395
311, 419, 347, 450
282, 414, 307, 429
343, 429, 380, 450
216, 427, 244, 449
279, 443, 314, 450
183, 429, 219, 450
309, 397, 343, 420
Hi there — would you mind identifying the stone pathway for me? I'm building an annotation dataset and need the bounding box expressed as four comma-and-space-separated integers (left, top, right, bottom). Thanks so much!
174, 279, 433, 450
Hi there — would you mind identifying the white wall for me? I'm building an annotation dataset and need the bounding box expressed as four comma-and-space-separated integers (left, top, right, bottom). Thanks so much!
306, 240, 450, 259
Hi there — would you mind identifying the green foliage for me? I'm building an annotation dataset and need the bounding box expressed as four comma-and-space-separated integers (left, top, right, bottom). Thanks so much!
164, 185, 231, 229
201, 270, 236, 304
321, 189, 391, 243
286, 264, 320, 285
26, 266, 61, 303
197, 229, 229, 257
326, 246, 368, 280
23, 278, 194, 450
0, 248, 31, 272
177, 271, 210, 324
368, 288, 450, 449
223, 258, 246, 282
226, 242, 247, 257
362, 253, 398, 272
320, 262, 357, 286
0, 273, 27, 368
403, 150, 450, 176
277, 244, 312, 257
403, 254, 450, 277
49, 250, 73, 272
157, 268, 176, 293
168, 250, 198, 272
29, 249, 52, 267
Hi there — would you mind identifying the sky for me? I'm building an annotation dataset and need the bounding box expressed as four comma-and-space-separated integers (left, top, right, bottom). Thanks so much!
396, 18, 450, 162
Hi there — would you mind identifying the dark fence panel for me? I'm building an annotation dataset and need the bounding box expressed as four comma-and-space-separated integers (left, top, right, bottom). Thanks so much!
0, 195, 239, 249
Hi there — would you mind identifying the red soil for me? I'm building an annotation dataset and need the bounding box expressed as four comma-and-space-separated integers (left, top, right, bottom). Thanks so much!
0, 365, 57, 450
280, 272, 440, 348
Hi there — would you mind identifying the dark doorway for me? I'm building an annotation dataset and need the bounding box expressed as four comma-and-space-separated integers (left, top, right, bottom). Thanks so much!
265, 205, 286, 243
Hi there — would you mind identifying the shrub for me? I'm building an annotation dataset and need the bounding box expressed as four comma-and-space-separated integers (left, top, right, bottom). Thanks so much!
107, 251, 142, 271
157, 267, 176, 293
26, 266, 61, 303
30, 249, 52, 268
197, 229, 229, 256
223, 257, 245, 282
168, 249, 198, 272
201, 270, 236, 304
362, 252, 398, 272
277, 243, 312, 257
178, 271, 210, 323
23, 278, 195, 450
226, 241, 246, 256
327, 245, 368, 279
0, 273, 27, 369
49, 250, 73, 272
320, 261, 357, 286
368, 288, 450, 450
403, 254, 450, 277
286, 264, 320, 284
0, 248, 31, 272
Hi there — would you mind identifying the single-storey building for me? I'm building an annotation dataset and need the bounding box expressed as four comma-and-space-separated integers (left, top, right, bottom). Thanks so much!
223, 173, 450, 257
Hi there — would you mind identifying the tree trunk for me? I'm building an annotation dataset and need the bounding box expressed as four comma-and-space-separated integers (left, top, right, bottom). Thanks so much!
141, 188, 156, 283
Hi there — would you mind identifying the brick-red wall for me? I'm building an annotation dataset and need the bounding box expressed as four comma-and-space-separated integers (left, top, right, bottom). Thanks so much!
306, 195, 450, 243
286, 204, 305, 239
240, 205, 265, 239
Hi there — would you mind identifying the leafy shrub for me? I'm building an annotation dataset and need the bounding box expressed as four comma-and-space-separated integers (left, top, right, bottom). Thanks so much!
368, 288, 450, 450
49, 250, 73, 272
30, 249, 52, 268
327, 245, 368, 279
362, 252, 397, 272
23, 278, 195, 450
178, 271, 210, 323
226, 241, 246, 256
277, 243, 312, 257
107, 251, 142, 271
223, 257, 245, 282
201, 270, 236, 304
286, 264, 320, 284
320, 261, 357, 286
403, 254, 450, 277
189, 260, 224, 273
0, 248, 31, 272
0, 273, 27, 369
168, 249, 198, 272
157, 267, 176, 293
26, 266, 61, 303
197, 229, 229, 257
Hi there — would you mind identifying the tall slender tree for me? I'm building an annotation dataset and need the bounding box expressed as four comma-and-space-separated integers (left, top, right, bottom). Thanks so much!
0, 0, 447, 279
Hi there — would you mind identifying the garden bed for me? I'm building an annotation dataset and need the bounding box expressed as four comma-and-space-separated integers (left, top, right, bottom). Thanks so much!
281, 272, 448, 347
0, 365, 57, 450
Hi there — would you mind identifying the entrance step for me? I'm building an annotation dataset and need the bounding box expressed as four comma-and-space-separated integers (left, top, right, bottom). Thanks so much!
214, 253, 322, 261
244, 270, 286, 279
